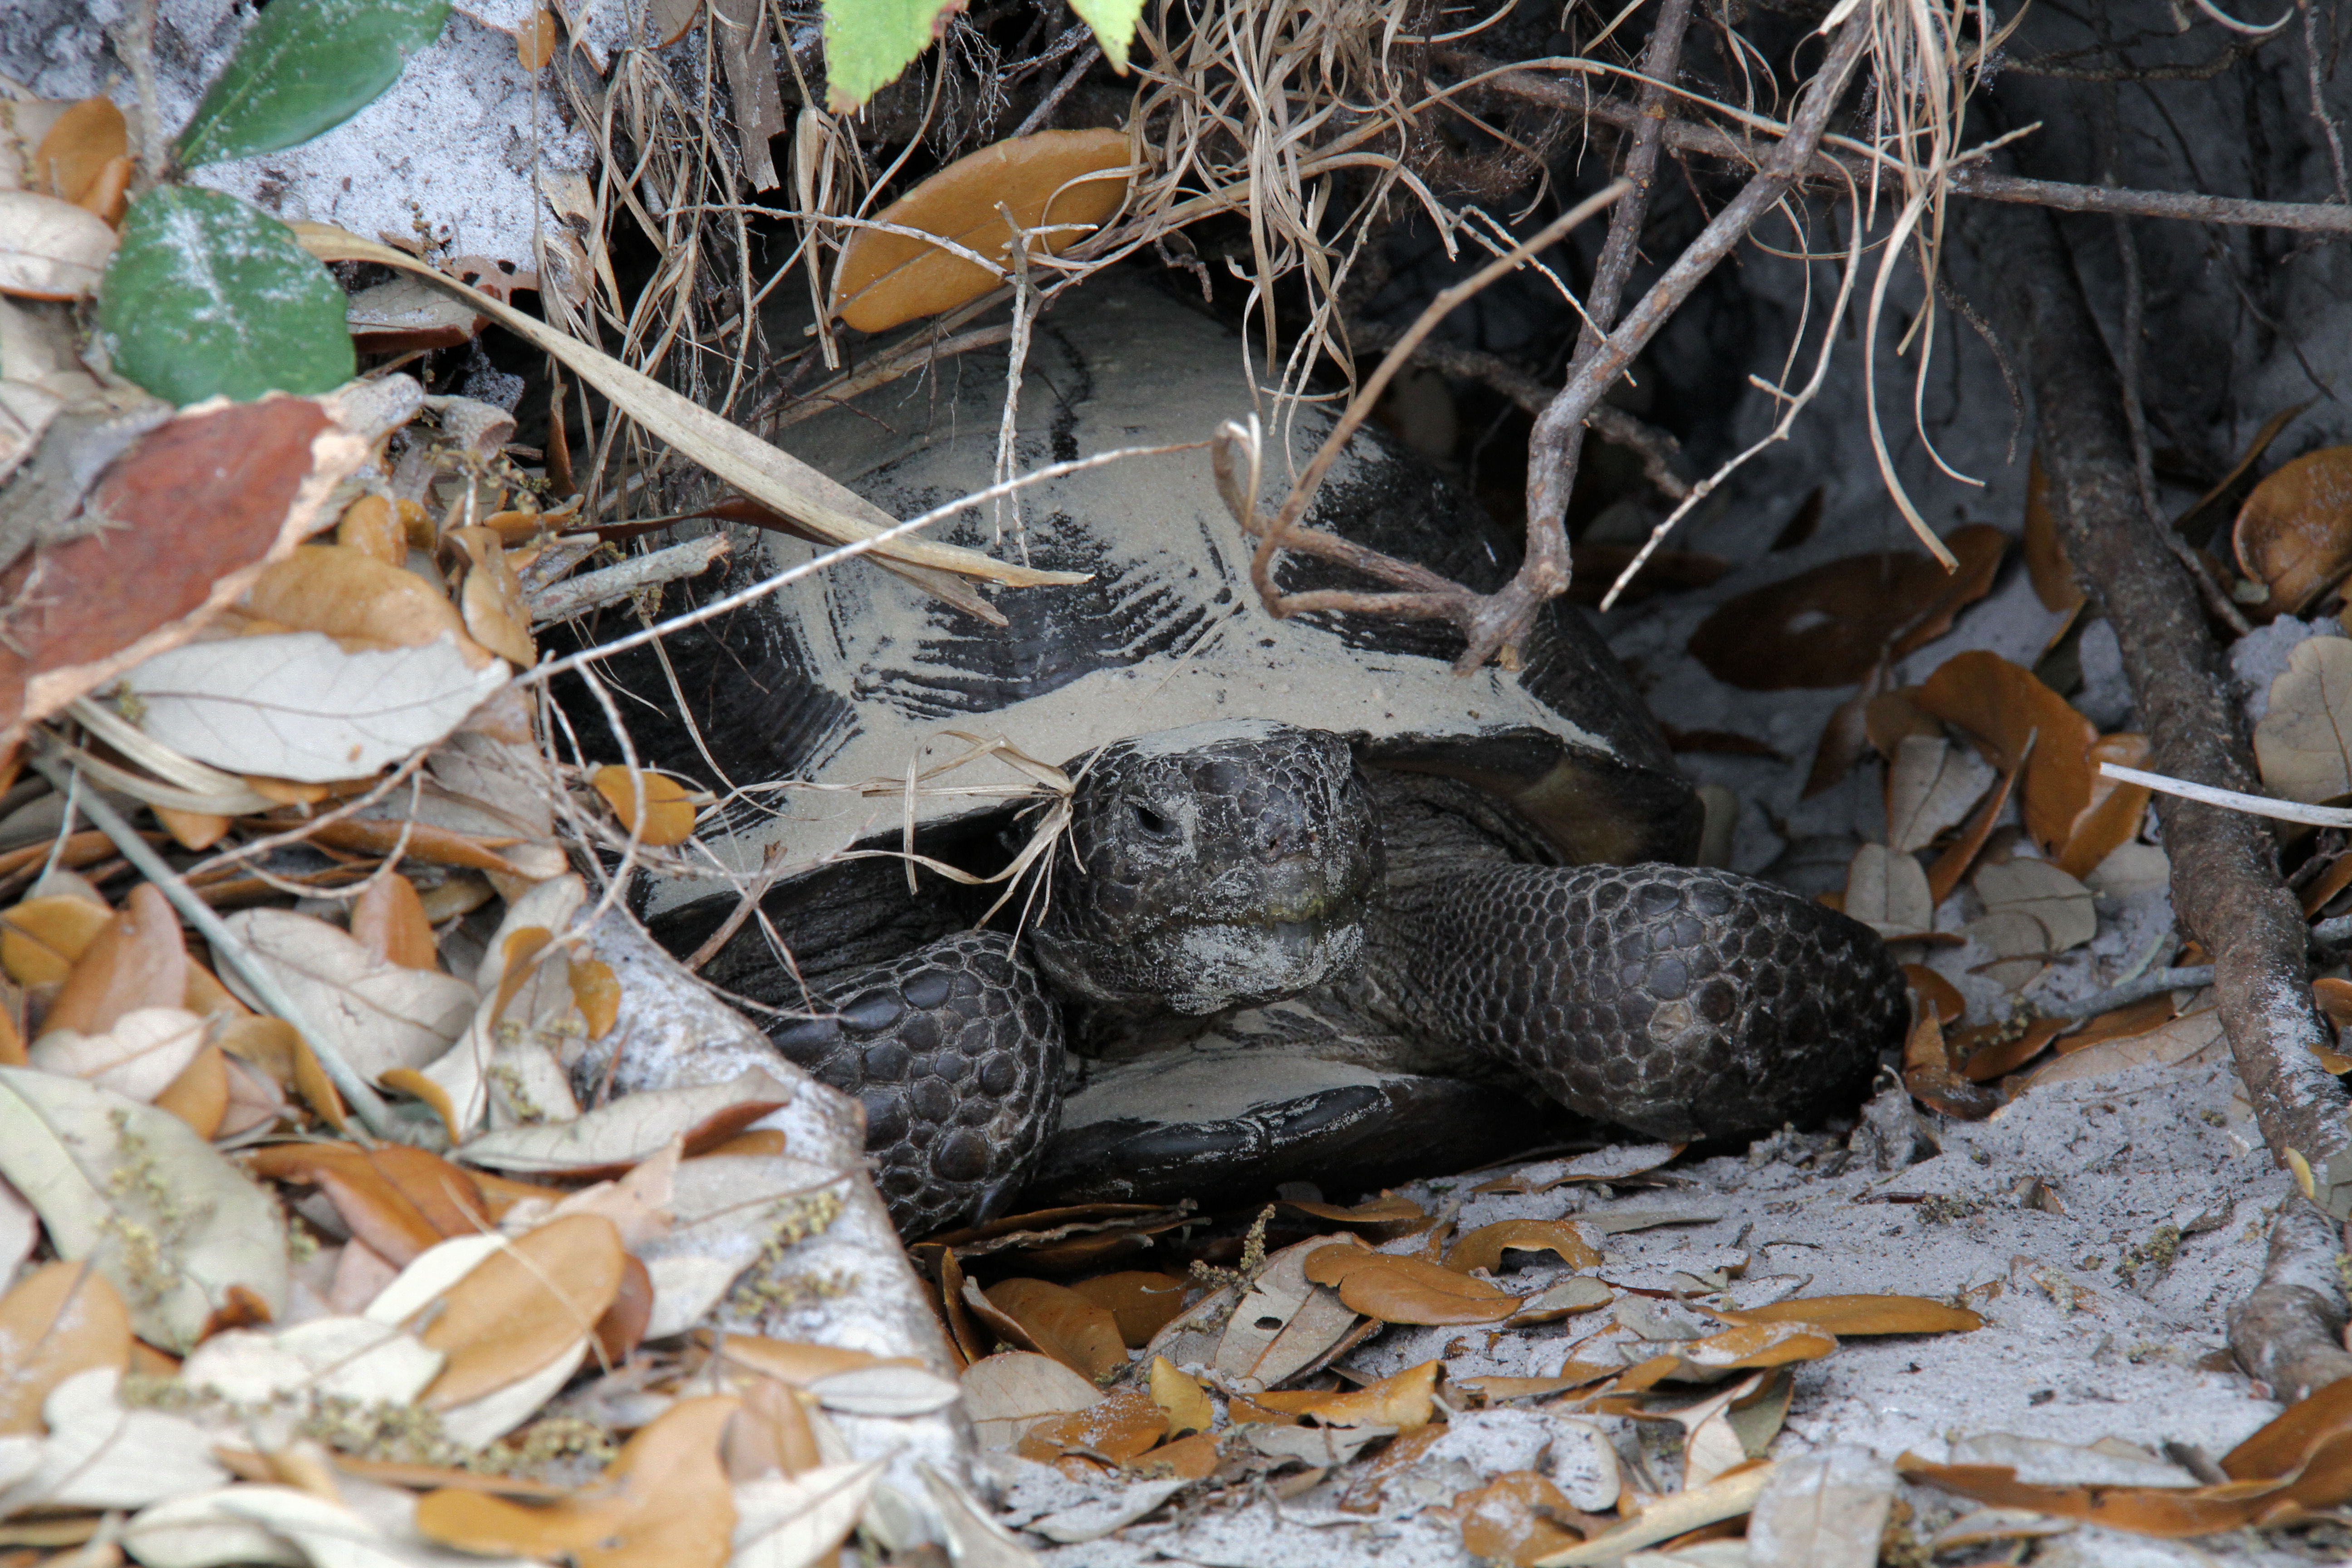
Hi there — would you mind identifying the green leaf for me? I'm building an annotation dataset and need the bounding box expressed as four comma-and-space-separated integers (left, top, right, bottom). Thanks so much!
98, 187, 354, 407
821, 0, 957, 111
176, 0, 451, 167
1068, 0, 1143, 68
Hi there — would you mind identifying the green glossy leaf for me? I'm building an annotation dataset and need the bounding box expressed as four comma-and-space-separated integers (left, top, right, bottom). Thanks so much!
98, 187, 354, 407
1068, 0, 1143, 68
821, 0, 956, 111
176, 0, 451, 167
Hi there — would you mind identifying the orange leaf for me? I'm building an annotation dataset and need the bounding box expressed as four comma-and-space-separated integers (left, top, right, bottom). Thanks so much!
831, 129, 1132, 333
569, 958, 620, 1039
335, 495, 409, 565
514, 8, 559, 69
1902, 1010, 2000, 1119
153, 1041, 230, 1137
1303, 1247, 1520, 1325
2057, 995, 2180, 1054
0, 1261, 131, 1433
240, 544, 493, 668
1612, 1322, 1838, 1391
1252, 1359, 1440, 1429
589, 766, 699, 847
245, 1142, 492, 1266
2234, 446, 2352, 614
44, 882, 186, 1038
449, 527, 535, 668
0, 894, 112, 986
982, 1278, 1127, 1383
1446, 1220, 1601, 1275
1456, 1471, 1596, 1565
1018, 1386, 1167, 1464
418, 1394, 739, 1568
1957, 1017, 2065, 1081
415, 1214, 626, 1408
1068, 1272, 1192, 1348
2058, 734, 2153, 878
153, 807, 231, 851
1914, 651, 2098, 857
1686, 525, 2008, 690
30, 99, 128, 220
1903, 964, 1964, 1022
1145, 1355, 1212, 1437
2225, 1375, 2352, 1481
1705, 1294, 1981, 1335
350, 874, 441, 971
709, 1335, 919, 1387
1140, 1430, 1220, 1480
2022, 453, 2087, 612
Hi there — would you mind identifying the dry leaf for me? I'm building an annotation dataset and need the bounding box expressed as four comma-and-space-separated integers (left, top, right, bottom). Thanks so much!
449, 528, 534, 668
1534, 1462, 1775, 1565
1017, 1385, 1167, 1464
0, 189, 113, 298
1145, 1355, 1211, 1437
29, 1006, 208, 1104
1457, 1471, 1595, 1565
0, 1261, 129, 1434
29, 99, 129, 221
1901, 1012, 2000, 1120
2256, 636, 2352, 803
1904, 964, 1965, 1022
1707, 1294, 1982, 1335
2235, 446, 2352, 613
731, 1460, 881, 1568
982, 1278, 1127, 1383
1303, 1247, 1521, 1325
42, 882, 186, 1040
453, 1068, 791, 1176
219, 908, 474, 1081
0, 1368, 225, 1512
1447, 1220, 1602, 1274
830, 129, 1132, 332
244, 1142, 492, 1267
1964, 908, 2054, 991
239, 545, 492, 666
1060, 1271, 1191, 1349
1842, 844, 1934, 939
0, 1068, 286, 1349
569, 958, 620, 1038
1686, 525, 2007, 690
1748, 1447, 1897, 1568
2023, 454, 2086, 612
960, 1350, 1100, 1450
417, 1394, 738, 1568
589, 765, 699, 847
1206, 1234, 1367, 1387
334, 495, 409, 564
402, 1215, 626, 1409
1975, 858, 2096, 952
1915, 651, 2099, 857
122, 632, 508, 783
0, 893, 112, 987
2059, 733, 2153, 878
2020, 1007, 2226, 1091
1886, 735, 1995, 853
1254, 1359, 1440, 1428
350, 875, 441, 972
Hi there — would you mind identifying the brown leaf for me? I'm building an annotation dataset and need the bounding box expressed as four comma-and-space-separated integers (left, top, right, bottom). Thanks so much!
29, 99, 129, 221
595, 1254, 653, 1366
1865, 688, 1941, 759
0, 893, 112, 987
1146, 1354, 1212, 1437
707, 1334, 920, 1387
1612, 1322, 1839, 1390
2023, 454, 2087, 612
3, 398, 371, 754
409, 1215, 626, 1408
335, 495, 409, 565
1252, 1359, 1441, 1429
240, 544, 493, 667
1068, 1272, 1192, 1348
1924, 753, 2020, 906
1706, 1294, 1981, 1335
1017, 1385, 1167, 1464
2235, 446, 2352, 614
43, 882, 186, 1039
724, 1375, 823, 1481
416, 1394, 738, 1568
831, 129, 1132, 333
1897, 1433, 2352, 1539
982, 1277, 1127, 1383
1802, 684, 1877, 799
1140, 1430, 1220, 1480
570, 958, 620, 1039
1914, 651, 2098, 857
1902, 964, 1964, 1023
1456, 1471, 1597, 1565
350, 874, 442, 971
450, 527, 535, 667
1686, 524, 2008, 690
2225, 1373, 2352, 1481
153, 1041, 229, 1137
2059, 995, 2181, 1054
590, 765, 699, 847
0, 1260, 130, 1433
1958, 1017, 2066, 1082
1446, 1220, 1601, 1275
1902, 1011, 2000, 1120
2058, 734, 2153, 878
245, 1142, 492, 1265
153, 808, 232, 851
1303, 1247, 1521, 1326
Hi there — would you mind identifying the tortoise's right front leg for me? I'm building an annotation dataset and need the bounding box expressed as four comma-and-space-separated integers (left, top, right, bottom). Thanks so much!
765, 931, 1064, 1235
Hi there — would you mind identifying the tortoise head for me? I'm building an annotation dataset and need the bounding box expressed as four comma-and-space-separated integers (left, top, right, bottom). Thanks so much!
1031, 720, 1382, 1015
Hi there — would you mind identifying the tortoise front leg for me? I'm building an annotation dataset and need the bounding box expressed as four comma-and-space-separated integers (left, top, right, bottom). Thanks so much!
1364, 863, 1907, 1141
765, 931, 1064, 1235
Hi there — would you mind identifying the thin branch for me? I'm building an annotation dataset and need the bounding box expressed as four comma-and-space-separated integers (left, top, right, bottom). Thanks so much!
1464, 11, 1873, 669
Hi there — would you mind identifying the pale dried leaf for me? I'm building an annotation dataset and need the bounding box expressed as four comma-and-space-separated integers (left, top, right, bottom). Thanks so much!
1975, 858, 2097, 952
1744, 1447, 1899, 1568
29, 1006, 207, 1103
455, 1069, 792, 1173
125, 1485, 309, 1568
804, 1363, 960, 1417
121, 634, 509, 783
960, 1351, 1100, 1450
0, 1368, 226, 1512
220, 910, 475, 1080
218, 1482, 544, 1568
1962, 909, 2053, 991
0, 189, 113, 298
0, 1068, 287, 1349
179, 1317, 442, 1409
1214, 1233, 1364, 1389
2256, 636, 2352, 804
731, 1460, 882, 1568
1842, 844, 1934, 938
1887, 736, 1995, 853
433, 1337, 588, 1449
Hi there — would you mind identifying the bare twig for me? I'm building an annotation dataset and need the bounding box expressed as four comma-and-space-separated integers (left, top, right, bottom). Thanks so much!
529, 534, 732, 623
2229, 1201, 2352, 1402
2301, 0, 2352, 204
1014, 41, 1101, 136
1467, 12, 1872, 668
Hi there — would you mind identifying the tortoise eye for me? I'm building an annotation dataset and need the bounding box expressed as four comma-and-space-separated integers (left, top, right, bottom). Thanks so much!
1130, 802, 1177, 839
